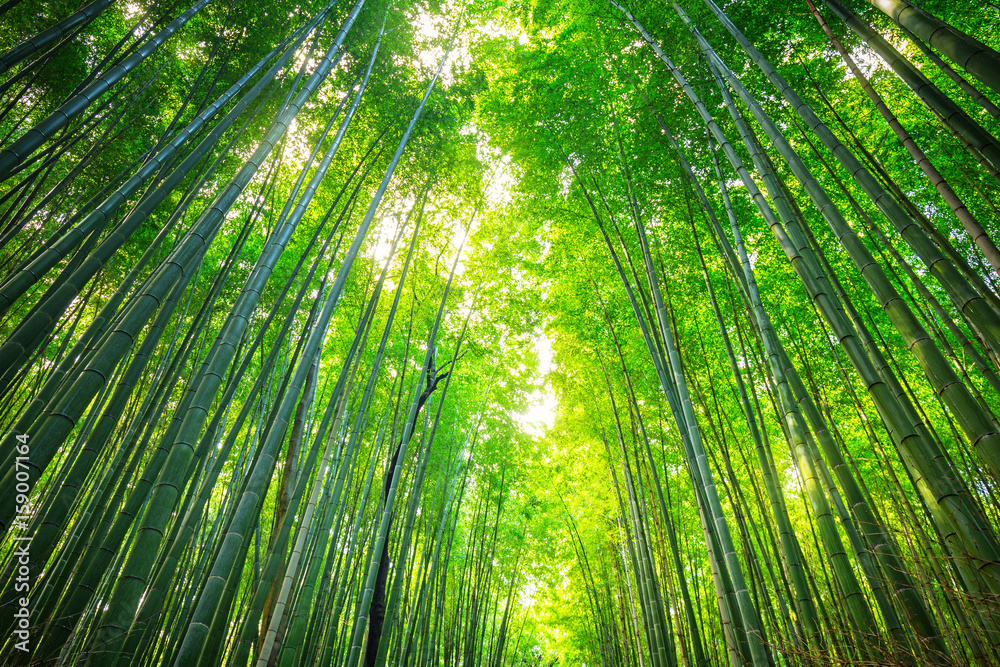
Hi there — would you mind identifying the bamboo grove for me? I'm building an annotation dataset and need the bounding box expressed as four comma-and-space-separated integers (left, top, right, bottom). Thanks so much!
0, 0, 999, 664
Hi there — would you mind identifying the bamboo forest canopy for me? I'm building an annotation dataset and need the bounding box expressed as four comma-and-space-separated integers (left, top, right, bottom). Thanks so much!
1, 0, 1000, 664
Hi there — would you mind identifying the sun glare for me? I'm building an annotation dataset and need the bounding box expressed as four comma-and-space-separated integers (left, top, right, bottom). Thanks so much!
516, 333, 557, 436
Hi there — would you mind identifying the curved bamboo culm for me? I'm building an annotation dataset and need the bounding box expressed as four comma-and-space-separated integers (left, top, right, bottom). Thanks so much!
560, 41, 774, 662
82, 8, 373, 661
597, 144, 712, 660
0, 0, 212, 181
568, 136, 739, 664
822, 0, 1000, 175
695, 62, 897, 659
690, 0, 1000, 489
633, 108, 822, 650
896, 22, 1000, 125
2, 0, 1000, 665
611, 0, 1000, 661
683, 137, 824, 653
115, 200, 353, 666
0, 0, 353, 535
0, 0, 116, 74
804, 0, 1000, 279
866, 0, 1000, 97
330, 22, 461, 667
697, 24, 1000, 632
0, 10, 322, 319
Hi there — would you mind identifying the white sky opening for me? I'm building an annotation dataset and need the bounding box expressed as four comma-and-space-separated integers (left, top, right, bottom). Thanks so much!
516, 333, 557, 436
519, 575, 539, 608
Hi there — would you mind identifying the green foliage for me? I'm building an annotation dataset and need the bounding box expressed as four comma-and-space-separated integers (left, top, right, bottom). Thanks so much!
1, 0, 1000, 664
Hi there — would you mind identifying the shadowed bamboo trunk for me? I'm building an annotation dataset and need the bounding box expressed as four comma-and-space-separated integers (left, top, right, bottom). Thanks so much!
865, 0, 1000, 96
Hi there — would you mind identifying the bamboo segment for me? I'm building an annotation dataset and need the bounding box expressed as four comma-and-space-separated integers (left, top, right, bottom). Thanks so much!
0, 1, 998, 665
866, 0, 1000, 97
